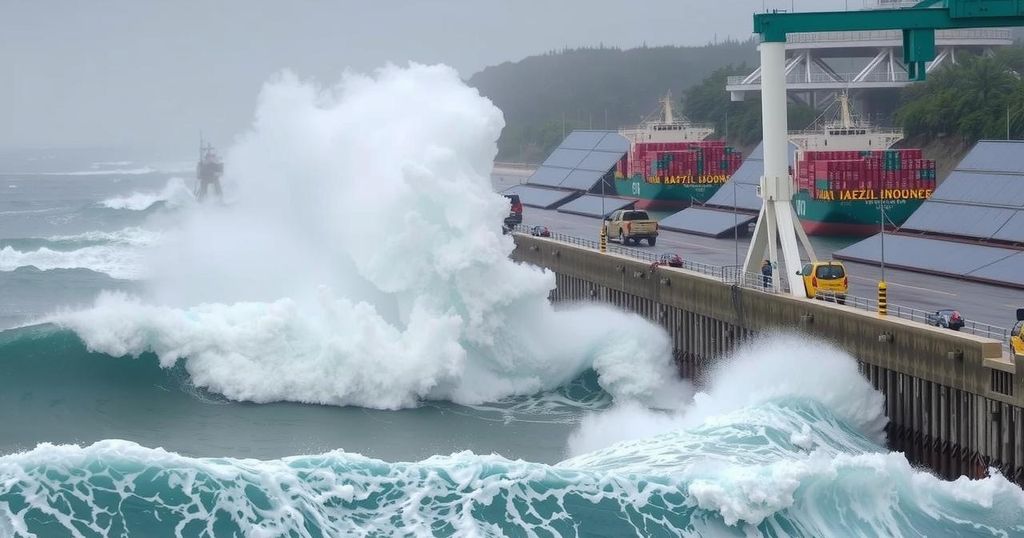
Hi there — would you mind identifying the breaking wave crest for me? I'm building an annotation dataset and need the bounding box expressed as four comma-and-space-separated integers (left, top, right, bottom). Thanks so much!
54, 291, 681, 410
0, 245, 144, 280
3, 326, 1023, 536
99, 177, 195, 210
0, 227, 159, 279
3, 400, 1021, 537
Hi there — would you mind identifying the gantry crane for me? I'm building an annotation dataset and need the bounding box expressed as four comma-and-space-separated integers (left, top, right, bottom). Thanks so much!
746, 0, 1024, 296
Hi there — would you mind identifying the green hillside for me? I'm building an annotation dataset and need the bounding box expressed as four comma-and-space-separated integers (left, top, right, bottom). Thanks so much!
896, 47, 1024, 143
468, 41, 758, 162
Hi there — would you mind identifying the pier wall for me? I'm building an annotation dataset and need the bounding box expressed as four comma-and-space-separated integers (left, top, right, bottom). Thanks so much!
511, 234, 1023, 483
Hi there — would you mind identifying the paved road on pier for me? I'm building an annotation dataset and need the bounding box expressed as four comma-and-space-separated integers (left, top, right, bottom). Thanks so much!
493, 171, 1024, 332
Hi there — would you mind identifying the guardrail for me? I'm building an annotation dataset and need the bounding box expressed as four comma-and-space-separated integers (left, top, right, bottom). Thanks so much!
812, 291, 1010, 344
789, 127, 903, 136
512, 225, 1010, 348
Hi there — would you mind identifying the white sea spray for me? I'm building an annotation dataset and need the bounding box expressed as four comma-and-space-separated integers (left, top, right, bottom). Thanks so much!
55, 64, 682, 410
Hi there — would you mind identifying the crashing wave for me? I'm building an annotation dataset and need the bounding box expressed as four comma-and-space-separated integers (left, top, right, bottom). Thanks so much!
2, 397, 1021, 537
55, 291, 679, 409
0, 244, 144, 280
99, 177, 195, 211
54, 64, 687, 410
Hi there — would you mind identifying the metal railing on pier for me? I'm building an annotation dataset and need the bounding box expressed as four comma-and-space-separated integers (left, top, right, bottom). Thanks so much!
512, 226, 1010, 348
813, 291, 1010, 343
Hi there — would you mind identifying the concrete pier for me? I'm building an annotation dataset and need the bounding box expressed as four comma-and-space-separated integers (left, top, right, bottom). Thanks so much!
512, 233, 1022, 483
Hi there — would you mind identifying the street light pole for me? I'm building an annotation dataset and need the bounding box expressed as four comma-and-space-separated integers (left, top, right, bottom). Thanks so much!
881, 198, 886, 280
734, 180, 739, 267
880, 181, 886, 282
601, 174, 606, 220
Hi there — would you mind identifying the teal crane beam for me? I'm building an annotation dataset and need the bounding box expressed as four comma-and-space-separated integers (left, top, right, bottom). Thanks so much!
742, 0, 1024, 295
755, 1, 1024, 81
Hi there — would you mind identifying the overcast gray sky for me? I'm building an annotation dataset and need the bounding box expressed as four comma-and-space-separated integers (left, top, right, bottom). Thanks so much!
3, 0, 849, 155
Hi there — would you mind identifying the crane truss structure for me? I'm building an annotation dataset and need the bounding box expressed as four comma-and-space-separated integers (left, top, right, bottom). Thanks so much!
726, 27, 1010, 108
745, 0, 1024, 297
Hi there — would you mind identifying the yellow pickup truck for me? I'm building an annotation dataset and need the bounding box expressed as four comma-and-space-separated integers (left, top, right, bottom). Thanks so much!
604, 209, 659, 246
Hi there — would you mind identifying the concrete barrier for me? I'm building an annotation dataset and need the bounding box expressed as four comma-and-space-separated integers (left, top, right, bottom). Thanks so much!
512, 233, 1023, 482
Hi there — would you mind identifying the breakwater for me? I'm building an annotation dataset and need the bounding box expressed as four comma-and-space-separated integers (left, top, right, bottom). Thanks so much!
512, 233, 1022, 483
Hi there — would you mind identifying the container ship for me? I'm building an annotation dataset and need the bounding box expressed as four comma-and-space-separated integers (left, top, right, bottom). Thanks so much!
613, 93, 743, 211
791, 94, 936, 236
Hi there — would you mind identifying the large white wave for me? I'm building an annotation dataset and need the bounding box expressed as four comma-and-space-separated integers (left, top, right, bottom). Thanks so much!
99, 177, 195, 210
567, 334, 888, 456
56, 64, 685, 410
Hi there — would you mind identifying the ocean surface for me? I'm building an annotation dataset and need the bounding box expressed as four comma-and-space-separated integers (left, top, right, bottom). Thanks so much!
3, 66, 1024, 537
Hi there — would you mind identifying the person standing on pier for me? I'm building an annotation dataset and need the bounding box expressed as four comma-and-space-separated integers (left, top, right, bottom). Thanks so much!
761, 259, 773, 291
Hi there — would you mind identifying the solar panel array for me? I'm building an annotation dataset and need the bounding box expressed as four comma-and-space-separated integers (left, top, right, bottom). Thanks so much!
956, 140, 1024, 174
835, 140, 1024, 288
556, 194, 636, 218
658, 207, 757, 238
526, 130, 629, 191
502, 184, 580, 209
900, 141, 1024, 243
834, 234, 1024, 287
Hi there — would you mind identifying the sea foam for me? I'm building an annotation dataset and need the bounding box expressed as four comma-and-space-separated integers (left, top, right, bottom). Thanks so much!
99, 176, 195, 210
567, 334, 888, 456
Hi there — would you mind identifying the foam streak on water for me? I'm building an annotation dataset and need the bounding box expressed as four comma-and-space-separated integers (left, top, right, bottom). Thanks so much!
0, 244, 144, 280
98, 177, 195, 211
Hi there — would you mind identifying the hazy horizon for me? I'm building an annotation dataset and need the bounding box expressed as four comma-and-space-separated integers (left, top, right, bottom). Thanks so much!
4, 0, 847, 156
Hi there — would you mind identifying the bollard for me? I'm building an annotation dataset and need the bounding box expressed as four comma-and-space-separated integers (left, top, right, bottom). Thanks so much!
599, 225, 607, 253
877, 280, 887, 316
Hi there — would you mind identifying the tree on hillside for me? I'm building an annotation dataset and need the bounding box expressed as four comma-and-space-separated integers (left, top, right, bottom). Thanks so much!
897, 52, 1024, 142
468, 40, 758, 162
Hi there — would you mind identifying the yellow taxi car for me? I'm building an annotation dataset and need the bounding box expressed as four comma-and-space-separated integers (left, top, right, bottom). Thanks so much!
1011, 310, 1024, 356
797, 261, 848, 304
